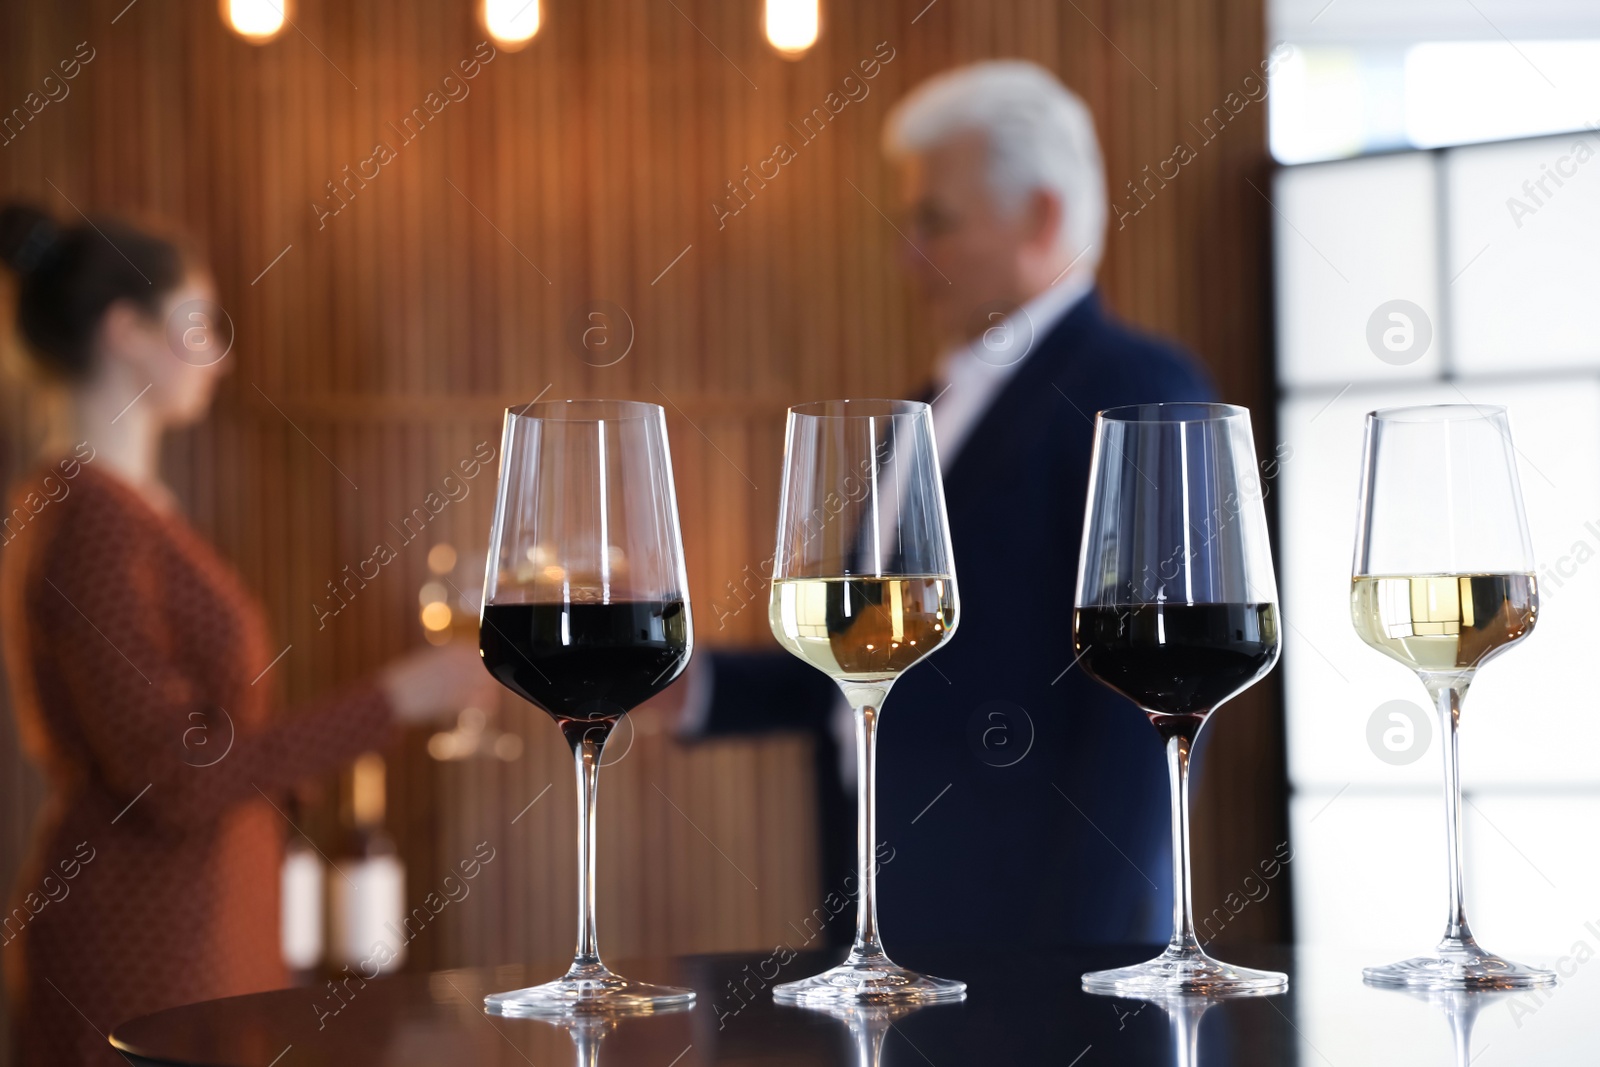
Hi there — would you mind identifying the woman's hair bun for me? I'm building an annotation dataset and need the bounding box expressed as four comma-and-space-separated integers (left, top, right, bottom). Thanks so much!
0, 202, 62, 277
1, 201, 192, 381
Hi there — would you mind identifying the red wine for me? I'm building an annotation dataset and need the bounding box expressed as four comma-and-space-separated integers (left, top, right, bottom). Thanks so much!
480, 600, 689, 733
1073, 602, 1278, 735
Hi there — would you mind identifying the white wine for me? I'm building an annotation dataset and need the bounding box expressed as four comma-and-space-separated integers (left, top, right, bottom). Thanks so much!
1350, 573, 1536, 674
770, 576, 956, 682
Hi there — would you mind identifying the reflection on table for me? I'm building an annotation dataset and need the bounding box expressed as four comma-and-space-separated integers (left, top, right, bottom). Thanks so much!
108, 946, 1600, 1065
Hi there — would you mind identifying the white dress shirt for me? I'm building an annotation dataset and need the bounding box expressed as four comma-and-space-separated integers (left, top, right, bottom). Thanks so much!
927, 272, 1095, 470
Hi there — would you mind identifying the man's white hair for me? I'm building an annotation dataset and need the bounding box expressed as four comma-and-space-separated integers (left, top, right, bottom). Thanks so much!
884, 60, 1106, 274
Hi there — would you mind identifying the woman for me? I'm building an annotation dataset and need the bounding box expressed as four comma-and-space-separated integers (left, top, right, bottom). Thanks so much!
0, 202, 493, 1064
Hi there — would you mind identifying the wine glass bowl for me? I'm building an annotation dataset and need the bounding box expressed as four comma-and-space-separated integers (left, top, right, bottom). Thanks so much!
767, 399, 966, 1006
1073, 402, 1287, 997
1351, 404, 1553, 991
478, 399, 696, 1014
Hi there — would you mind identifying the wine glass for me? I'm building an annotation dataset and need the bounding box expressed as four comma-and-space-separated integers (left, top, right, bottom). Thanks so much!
767, 399, 965, 1005
479, 399, 696, 1014
1351, 404, 1552, 989
1074, 403, 1286, 995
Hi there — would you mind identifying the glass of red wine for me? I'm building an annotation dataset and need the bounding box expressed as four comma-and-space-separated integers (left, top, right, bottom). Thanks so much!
479, 399, 695, 1015
1073, 402, 1286, 996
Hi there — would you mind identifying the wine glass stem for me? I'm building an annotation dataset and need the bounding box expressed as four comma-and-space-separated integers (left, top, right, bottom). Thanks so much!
851, 702, 886, 961
571, 734, 604, 971
1166, 732, 1200, 956
1173, 1004, 1202, 1067
1431, 682, 1473, 944
576, 1031, 602, 1067
853, 1023, 885, 1067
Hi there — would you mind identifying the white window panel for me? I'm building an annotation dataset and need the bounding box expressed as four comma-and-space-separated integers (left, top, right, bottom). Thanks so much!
1274, 154, 1442, 387
1446, 134, 1600, 373
1291, 790, 1600, 1058
1289, 792, 1439, 949
1278, 377, 1600, 790
1288, 790, 1600, 955
1273, 0, 1600, 46
1279, 385, 1434, 792
1465, 794, 1600, 955
1268, 46, 1386, 165
1406, 42, 1600, 149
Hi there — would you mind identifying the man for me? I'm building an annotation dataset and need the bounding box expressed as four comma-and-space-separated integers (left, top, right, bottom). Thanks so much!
681, 61, 1214, 949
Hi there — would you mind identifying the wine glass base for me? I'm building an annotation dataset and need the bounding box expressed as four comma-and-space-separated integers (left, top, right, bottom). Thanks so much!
773, 954, 966, 1006
1363, 944, 1556, 991
1082, 948, 1287, 997
484, 966, 695, 1016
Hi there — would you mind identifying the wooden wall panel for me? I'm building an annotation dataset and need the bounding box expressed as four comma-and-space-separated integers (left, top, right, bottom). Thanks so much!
0, 0, 1280, 1054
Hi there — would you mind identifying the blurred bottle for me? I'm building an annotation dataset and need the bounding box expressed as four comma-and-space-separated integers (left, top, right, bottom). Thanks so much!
279, 796, 325, 983
327, 753, 406, 975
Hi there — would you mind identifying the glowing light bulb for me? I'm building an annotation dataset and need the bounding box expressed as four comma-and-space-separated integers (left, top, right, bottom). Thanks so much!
765, 0, 818, 56
421, 601, 454, 632
427, 542, 457, 574
482, 0, 542, 50
222, 0, 288, 43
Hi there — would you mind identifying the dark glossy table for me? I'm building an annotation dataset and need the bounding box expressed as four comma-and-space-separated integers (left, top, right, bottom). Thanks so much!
110, 945, 1600, 1065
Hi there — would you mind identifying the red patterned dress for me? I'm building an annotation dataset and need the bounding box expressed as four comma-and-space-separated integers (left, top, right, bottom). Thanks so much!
0, 463, 395, 1065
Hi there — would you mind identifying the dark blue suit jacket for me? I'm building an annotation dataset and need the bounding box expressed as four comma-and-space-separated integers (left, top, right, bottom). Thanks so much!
701, 290, 1215, 948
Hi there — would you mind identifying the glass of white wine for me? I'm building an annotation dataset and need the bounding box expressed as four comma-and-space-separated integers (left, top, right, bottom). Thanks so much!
768, 399, 965, 1005
1352, 403, 1553, 990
